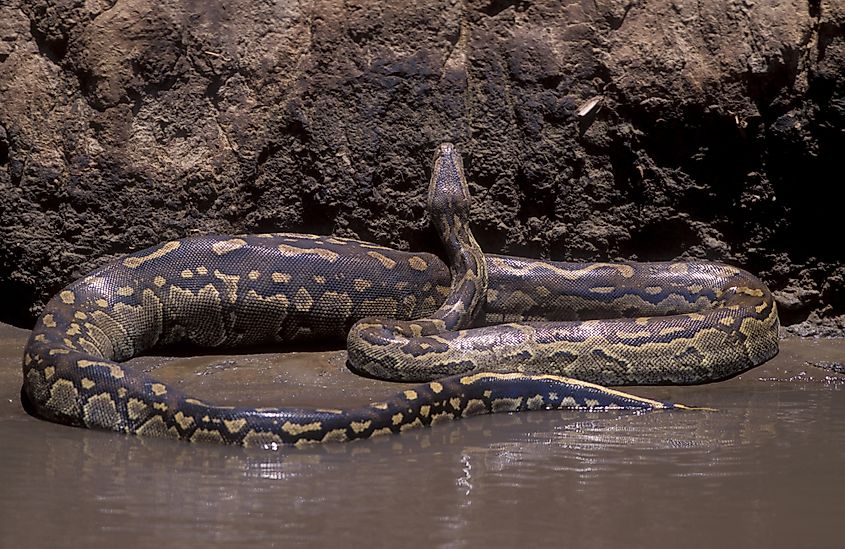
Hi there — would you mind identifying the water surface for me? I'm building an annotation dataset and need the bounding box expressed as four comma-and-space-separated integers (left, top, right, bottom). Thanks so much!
1, 324, 843, 548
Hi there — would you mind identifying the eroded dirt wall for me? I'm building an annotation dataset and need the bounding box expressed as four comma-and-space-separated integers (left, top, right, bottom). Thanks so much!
1, 0, 843, 334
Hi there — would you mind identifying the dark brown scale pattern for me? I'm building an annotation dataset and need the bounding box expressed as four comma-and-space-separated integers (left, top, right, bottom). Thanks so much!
20, 144, 779, 447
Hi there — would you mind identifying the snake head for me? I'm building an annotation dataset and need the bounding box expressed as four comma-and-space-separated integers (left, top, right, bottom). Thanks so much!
428, 143, 470, 221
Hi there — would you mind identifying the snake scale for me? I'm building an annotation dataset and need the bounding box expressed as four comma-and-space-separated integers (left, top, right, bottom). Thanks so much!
21, 144, 780, 447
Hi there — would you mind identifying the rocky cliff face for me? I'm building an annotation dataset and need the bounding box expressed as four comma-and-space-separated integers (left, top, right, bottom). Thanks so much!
1, 0, 843, 334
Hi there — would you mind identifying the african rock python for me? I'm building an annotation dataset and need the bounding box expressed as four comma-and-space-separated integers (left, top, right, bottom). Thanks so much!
21, 144, 779, 447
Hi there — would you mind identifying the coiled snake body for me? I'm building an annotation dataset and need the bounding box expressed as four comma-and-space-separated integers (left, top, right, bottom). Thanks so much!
21, 144, 779, 447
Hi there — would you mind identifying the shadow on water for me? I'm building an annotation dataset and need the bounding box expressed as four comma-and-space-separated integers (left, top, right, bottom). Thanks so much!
1, 323, 844, 548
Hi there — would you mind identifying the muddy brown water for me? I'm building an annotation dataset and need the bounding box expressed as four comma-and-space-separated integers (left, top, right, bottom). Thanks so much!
0, 322, 843, 548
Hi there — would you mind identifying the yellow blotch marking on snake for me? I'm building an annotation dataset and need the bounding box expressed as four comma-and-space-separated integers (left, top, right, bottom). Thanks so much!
150, 383, 167, 396
242, 431, 284, 448
281, 421, 322, 436
403, 390, 418, 400
136, 416, 177, 439
353, 279, 372, 292
492, 397, 523, 412
370, 427, 394, 437
360, 297, 398, 317
74, 311, 87, 320
351, 420, 373, 434
408, 256, 428, 271
371, 402, 388, 410
686, 313, 706, 321
127, 398, 148, 421
400, 418, 423, 432
359, 241, 391, 250
313, 275, 326, 284
293, 438, 319, 448
277, 244, 339, 262
422, 296, 438, 311
585, 399, 600, 408
272, 272, 291, 283
526, 395, 545, 410
645, 286, 663, 295
687, 284, 704, 294
66, 323, 81, 336
180, 269, 193, 278
248, 270, 261, 280
117, 286, 134, 297
43, 314, 56, 328
302, 408, 338, 416
48, 348, 69, 355
560, 396, 578, 407
737, 287, 764, 297
590, 287, 615, 294
83, 393, 120, 428
195, 266, 208, 275
659, 326, 686, 336
430, 411, 452, 425
152, 277, 166, 288
490, 257, 635, 279
420, 405, 431, 418
720, 316, 737, 326
429, 382, 443, 393
391, 412, 404, 425
44, 366, 55, 379
45, 379, 80, 416
33, 334, 46, 343
279, 233, 321, 240
60, 291, 75, 304
153, 402, 167, 411
78, 359, 125, 380
174, 412, 195, 430
123, 241, 181, 268
367, 251, 397, 269
486, 289, 499, 304
212, 238, 247, 255
401, 295, 418, 316
293, 288, 314, 312
78, 338, 102, 356
669, 263, 689, 274
463, 399, 487, 416
213, 270, 240, 303
81, 378, 95, 390
191, 429, 224, 443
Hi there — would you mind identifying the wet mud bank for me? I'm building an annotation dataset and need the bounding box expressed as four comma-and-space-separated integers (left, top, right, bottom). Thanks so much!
1, 323, 844, 547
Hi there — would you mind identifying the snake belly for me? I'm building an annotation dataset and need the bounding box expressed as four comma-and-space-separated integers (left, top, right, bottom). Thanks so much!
20, 144, 779, 447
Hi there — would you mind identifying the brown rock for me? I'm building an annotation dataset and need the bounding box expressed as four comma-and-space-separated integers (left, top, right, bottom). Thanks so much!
1, 0, 843, 334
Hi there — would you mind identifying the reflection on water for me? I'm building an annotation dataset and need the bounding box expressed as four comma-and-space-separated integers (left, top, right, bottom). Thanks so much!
1, 336, 844, 547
